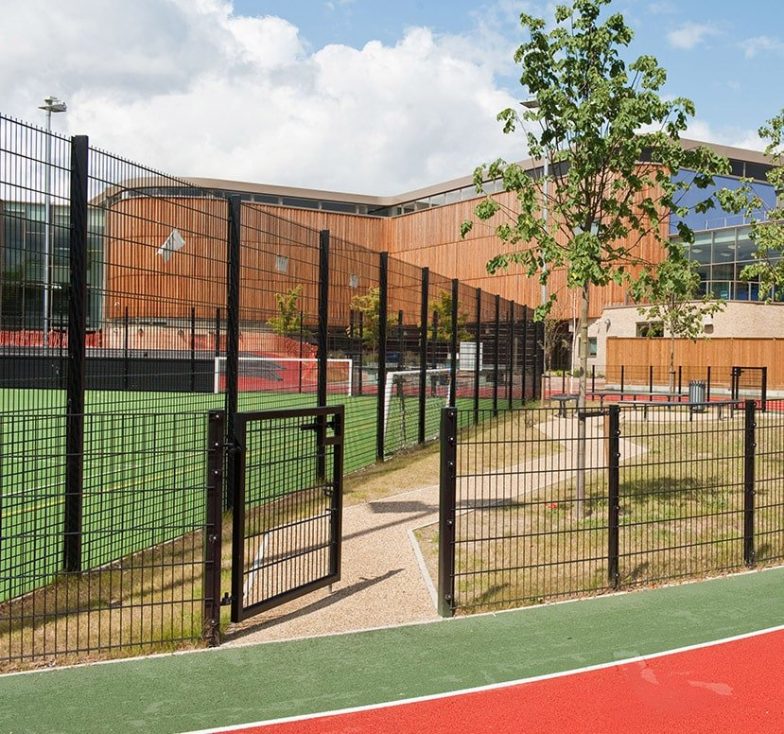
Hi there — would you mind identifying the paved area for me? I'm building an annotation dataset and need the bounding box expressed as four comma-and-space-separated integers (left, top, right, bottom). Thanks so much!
227, 414, 647, 645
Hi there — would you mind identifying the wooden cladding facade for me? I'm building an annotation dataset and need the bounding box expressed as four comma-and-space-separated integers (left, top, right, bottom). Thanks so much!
104, 198, 449, 326
607, 337, 784, 388
103, 175, 670, 324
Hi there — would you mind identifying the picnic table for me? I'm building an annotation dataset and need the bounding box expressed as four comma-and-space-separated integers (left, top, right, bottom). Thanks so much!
550, 393, 579, 418
590, 389, 687, 409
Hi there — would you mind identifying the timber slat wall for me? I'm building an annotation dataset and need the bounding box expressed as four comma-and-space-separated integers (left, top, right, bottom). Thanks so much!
104, 171, 670, 323
607, 337, 784, 388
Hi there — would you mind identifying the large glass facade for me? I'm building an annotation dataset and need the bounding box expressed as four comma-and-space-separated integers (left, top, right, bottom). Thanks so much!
1, 202, 104, 331
685, 224, 781, 302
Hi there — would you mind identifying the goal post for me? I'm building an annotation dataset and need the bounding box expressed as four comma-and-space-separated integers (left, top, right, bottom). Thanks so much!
384, 368, 451, 445
214, 356, 353, 396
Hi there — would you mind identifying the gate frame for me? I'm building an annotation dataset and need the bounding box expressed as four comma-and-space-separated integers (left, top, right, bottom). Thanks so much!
228, 405, 344, 624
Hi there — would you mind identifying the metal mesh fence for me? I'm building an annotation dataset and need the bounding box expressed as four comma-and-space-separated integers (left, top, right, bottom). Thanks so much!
0, 114, 541, 664
440, 400, 784, 616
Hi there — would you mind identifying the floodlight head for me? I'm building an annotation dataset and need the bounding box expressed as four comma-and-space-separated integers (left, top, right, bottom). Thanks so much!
521, 99, 540, 110
39, 96, 67, 113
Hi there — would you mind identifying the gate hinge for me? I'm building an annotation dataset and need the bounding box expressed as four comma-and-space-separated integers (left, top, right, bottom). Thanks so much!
220, 592, 233, 606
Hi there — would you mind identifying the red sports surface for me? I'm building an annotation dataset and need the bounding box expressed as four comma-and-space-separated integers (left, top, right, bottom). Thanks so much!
214, 629, 784, 734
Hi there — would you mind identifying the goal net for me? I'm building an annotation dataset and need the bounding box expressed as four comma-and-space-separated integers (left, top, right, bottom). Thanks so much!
213, 356, 353, 396
383, 368, 452, 448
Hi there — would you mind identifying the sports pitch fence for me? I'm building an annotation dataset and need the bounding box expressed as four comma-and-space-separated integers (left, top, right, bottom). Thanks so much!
437, 400, 784, 616
0, 114, 541, 665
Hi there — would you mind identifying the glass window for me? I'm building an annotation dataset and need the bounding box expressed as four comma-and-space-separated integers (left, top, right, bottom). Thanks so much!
588, 337, 598, 357
636, 322, 664, 337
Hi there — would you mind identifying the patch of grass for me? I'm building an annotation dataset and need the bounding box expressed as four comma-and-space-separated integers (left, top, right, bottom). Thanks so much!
415, 410, 784, 615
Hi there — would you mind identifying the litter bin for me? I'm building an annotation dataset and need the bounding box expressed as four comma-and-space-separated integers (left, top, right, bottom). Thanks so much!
688, 380, 706, 412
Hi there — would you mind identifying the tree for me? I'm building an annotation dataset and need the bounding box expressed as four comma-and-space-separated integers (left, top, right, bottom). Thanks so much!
540, 316, 571, 374
428, 290, 470, 343
462, 0, 728, 517
633, 250, 725, 392
718, 110, 784, 298
349, 287, 384, 350
267, 286, 303, 336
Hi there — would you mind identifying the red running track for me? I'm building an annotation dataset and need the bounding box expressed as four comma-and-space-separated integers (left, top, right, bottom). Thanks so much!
212, 629, 784, 734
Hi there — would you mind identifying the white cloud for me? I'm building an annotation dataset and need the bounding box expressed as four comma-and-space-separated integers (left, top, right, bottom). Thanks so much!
741, 35, 784, 59
666, 22, 719, 50
647, 1, 677, 15
0, 0, 525, 194
686, 120, 764, 153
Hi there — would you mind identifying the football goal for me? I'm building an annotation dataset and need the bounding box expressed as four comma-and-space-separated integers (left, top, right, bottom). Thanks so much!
383, 368, 452, 445
213, 356, 353, 396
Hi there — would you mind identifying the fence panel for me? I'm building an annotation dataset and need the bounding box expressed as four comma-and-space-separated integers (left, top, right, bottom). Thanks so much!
616, 403, 747, 586
439, 400, 784, 616
444, 405, 611, 614
327, 235, 382, 471
233, 206, 321, 411
0, 410, 212, 666
754, 402, 784, 565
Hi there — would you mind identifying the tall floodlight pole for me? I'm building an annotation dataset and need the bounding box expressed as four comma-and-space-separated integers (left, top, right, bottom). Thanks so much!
39, 96, 67, 347
522, 99, 549, 387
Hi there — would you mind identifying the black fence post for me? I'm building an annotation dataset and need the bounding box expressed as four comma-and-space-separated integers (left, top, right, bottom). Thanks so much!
507, 302, 515, 409
706, 365, 712, 402
620, 364, 625, 394
63, 134, 89, 574
123, 305, 129, 391
358, 311, 364, 396
473, 288, 481, 423
317, 229, 330, 479
418, 267, 429, 444
190, 306, 196, 393
607, 404, 621, 589
533, 319, 543, 401
761, 366, 768, 412
449, 279, 458, 409
203, 410, 225, 647
648, 364, 653, 401
744, 399, 756, 567
438, 407, 457, 617
376, 252, 388, 462
677, 365, 683, 395
521, 307, 528, 402
731, 366, 738, 402
430, 310, 439, 369
299, 309, 304, 394
224, 195, 242, 511
214, 307, 221, 359
397, 309, 404, 370
493, 294, 500, 416
591, 364, 596, 398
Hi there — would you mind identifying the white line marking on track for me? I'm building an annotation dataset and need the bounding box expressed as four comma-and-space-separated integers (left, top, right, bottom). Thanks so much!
177, 623, 784, 734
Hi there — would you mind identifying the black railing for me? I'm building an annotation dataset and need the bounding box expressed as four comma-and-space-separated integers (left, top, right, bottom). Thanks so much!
438, 400, 784, 616
0, 113, 543, 666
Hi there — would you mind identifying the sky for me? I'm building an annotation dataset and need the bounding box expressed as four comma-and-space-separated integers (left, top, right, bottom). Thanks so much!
2, 0, 783, 194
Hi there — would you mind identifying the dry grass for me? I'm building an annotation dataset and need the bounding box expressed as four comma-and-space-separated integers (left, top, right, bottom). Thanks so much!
0, 532, 208, 672
0, 407, 562, 670
416, 410, 784, 615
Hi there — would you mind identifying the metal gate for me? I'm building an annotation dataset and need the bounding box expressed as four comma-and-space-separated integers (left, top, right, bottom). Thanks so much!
731, 366, 768, 410
229, 406, 344, 623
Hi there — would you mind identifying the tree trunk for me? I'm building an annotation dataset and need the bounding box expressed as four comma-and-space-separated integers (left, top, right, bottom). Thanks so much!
576, 283, 590, 519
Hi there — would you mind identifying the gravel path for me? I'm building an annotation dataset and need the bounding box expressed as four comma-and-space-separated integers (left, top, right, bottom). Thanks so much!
225, 414, 647, 646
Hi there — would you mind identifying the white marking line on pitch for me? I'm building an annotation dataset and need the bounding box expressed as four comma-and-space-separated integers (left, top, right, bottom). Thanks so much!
177, 623, 784, 734
244, 533, 269, 603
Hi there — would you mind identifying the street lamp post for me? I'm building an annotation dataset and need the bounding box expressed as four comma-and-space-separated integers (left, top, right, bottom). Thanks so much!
39, 95, 67, 348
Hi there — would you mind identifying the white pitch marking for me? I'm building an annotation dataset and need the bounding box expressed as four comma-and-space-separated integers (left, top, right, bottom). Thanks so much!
177, 623, 784, 734
243, 533, 269, 604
